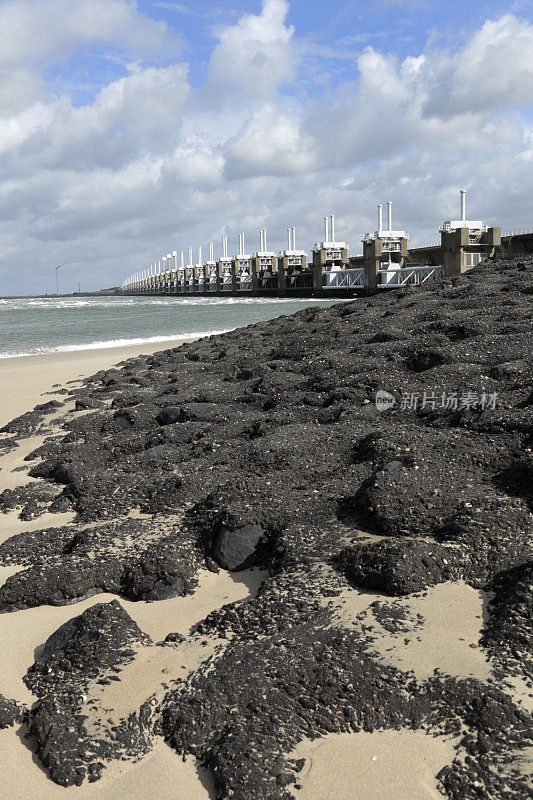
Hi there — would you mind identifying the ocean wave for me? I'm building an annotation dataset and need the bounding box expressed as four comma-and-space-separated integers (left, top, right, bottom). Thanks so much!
0, 296, 338, 311
0, 330, 233, 360
0, 298, 136, 310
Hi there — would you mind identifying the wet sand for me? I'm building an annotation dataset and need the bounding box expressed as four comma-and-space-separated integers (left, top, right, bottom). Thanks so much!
0, 337, 198, 428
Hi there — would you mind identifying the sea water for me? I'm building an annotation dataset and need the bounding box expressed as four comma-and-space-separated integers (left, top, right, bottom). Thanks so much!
0, 296, 343, 359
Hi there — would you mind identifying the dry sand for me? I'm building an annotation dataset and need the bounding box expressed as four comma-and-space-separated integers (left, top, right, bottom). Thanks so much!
0, 337, 224, 799
78, 568, 265, 742
289, 729, 459, 800
325, 580, 491, 681
0, 731, 215, 800
0, 567, 265, 705
0, 565, 260, 798
0, 510, 75, 548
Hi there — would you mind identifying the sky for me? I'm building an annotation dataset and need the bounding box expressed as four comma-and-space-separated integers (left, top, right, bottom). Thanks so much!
1, 0, 532, 294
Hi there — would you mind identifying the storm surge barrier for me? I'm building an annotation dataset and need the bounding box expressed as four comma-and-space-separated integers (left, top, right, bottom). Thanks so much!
119, 193, 531, 298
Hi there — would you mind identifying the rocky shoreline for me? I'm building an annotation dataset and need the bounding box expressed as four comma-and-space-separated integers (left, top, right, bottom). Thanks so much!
0, 255, 531, 798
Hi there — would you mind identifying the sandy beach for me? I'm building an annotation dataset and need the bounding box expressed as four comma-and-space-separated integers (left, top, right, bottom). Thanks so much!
0, 266, 531, 800
0, 566, 262, 800
0, 336, 230, 799
1, 0, 531, 793
0, 338, 198, 429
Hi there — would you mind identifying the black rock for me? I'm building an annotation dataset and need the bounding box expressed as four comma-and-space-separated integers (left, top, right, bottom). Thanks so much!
219, 346, 239, 358
50, 494, 71, 512
113, 409, 136, 429
1, 256, 532, 797
49, 587, 102, 606
237, 365, 262, 380
162, 632, 186, 645
339, 539, 463, 595
146, 577, 186, 600
74, 396, 101, 411
333, 336, 360, 350
53, 462, 71, 484
369, 329, 397, 343
23, 600, 157, 787
0, 695, 25, 729
26, 600, 151, 695
157, 406, 187, 425
41, 616, 79, 659
405, 349, 447, 372
213, 524, 264, 571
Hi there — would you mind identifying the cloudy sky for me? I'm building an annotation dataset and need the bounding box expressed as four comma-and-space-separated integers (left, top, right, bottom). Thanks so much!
1, 0, 532, 294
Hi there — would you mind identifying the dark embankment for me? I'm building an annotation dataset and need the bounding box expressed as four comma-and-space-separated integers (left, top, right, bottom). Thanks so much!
0, 255, 531, 798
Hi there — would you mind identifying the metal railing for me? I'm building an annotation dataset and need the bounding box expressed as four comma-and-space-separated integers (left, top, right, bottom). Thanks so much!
238, 275, 253, 291
323, 268, 365, 289
378, 266, 444, 287
502, 228, 533, 237
287, 271, 313, 289
262, 275, 279, 290
222, 275, 232, 291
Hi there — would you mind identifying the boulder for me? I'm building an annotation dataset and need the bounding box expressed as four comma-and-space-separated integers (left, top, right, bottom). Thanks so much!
213, 524, 264, 571
74, 396, 101, 412
26, 600, 151, 695
146, 577, 186, 601
404, 349, 447, 372
339, 539, 463, 596
41, 617, 79, 659
218, 346, 239, 359
369, 329, 400, 343
50, 495, 71, 512
53, 463, 71, 484
157, 406, 187, 425
161, 632, 186, 646
237, 365, 262, 380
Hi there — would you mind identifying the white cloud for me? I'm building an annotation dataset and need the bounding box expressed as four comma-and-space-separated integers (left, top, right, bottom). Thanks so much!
0, 68, 44, 114
223, 105, 316, 178
35, 65, 190, 170
208, 0, 295, 98
0, 4, 533, 294
422, 14, 533, 117
0, 0, 179, 70
152, 2, 199, 14
0, 103, 55, 155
